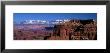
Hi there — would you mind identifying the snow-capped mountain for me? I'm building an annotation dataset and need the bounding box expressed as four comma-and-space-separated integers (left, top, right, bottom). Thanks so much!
50, 19, 70, 24
20, 20, 47, 24
20, 19, 70, 25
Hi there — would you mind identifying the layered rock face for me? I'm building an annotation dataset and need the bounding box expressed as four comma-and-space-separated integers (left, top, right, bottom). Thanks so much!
46, 19, 97, 40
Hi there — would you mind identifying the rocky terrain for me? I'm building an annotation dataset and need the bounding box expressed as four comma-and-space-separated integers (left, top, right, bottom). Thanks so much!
44, 19, 97, 40
14, 19, 97, 40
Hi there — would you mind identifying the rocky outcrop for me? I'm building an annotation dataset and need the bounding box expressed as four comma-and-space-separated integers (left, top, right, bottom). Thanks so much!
47, 19, 97, 40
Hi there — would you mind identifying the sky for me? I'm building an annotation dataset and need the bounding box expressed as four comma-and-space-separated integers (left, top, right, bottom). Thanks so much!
13, 13, 97, 24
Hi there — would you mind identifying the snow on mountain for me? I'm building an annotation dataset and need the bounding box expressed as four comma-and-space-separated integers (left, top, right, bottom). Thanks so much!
20, 19, 70, 24
20, 20, 47, 24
